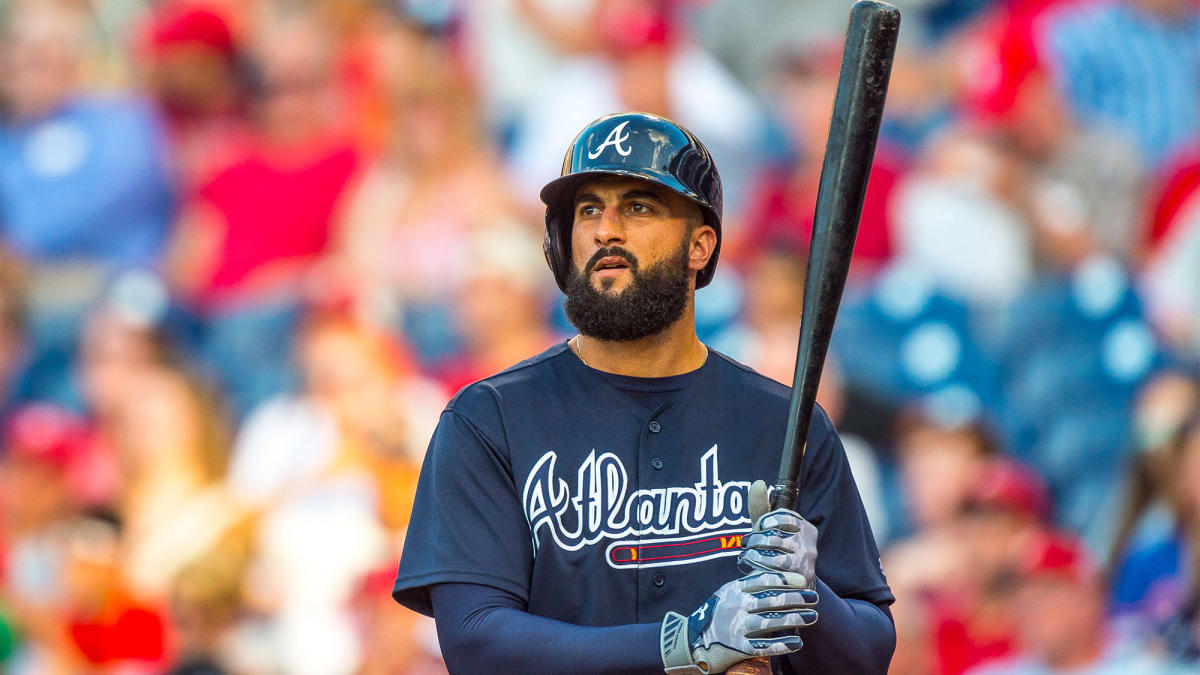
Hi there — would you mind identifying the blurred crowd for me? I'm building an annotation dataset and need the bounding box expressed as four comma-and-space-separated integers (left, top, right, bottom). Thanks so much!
0, 0, 1195, 673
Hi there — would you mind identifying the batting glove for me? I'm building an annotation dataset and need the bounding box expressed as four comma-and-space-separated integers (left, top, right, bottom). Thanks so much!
660, 570, 818, 675
737, 480, 818, 583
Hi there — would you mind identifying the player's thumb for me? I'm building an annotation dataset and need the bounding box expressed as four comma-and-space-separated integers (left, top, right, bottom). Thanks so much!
748, 479, 770, 526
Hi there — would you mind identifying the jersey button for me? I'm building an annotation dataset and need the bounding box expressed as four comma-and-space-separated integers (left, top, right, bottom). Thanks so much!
648, 420, 662, 433
653, 573, 666, 587
651, 457, 664, 470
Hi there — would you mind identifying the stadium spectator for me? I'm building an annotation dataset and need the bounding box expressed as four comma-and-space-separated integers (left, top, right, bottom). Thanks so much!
1038, 0, 1200, 168
0, 0, 178, 405
0, 0, 176, 271
893, 407, 1002, 538
136, 1, 248, 188
999, 177, 1163, 548
1107, 371, 1200, 591
165, 4, 357, 305
75, 288, 244, 603
971, 533, 1173, 674
59, 510, 169, 673
326, 21, 525, 365
958, 0, 1147, 261
165, 2, 360, 415
352, 564, 446, 675
228, 310, 443, 527
937, 460, 1053, 675
1154, 409, 1200, 663
891, 127, 1033, 307
1142, 145, 1200, 356
713, 245, 808, 385
163, 553, 244, 675
884, 457, 1030, 675
0, 405, 110, 672
225, 311, 444, 673
888, 456, 1054, 675
738, 43, 906, 274
693, 0, 850, 97
77, 275, 181, 426
1109, 403, 1200, 659
437, 225, 557, 394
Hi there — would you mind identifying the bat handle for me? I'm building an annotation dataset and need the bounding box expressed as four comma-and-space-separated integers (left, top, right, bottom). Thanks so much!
770, 479, 799, 512
727, 658, 774, 674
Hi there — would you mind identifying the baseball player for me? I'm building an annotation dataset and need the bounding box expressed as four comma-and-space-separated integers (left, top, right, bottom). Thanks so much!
393, 112, 895, 674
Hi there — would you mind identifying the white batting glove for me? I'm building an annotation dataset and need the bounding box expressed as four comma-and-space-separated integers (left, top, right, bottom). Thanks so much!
660, 570, 818, 675
737, 480, 818, 584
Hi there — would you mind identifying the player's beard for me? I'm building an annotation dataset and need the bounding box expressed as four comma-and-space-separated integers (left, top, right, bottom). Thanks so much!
563, 237, 691, 342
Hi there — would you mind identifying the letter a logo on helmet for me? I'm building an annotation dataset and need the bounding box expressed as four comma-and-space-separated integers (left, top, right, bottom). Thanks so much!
587, 120, 633, 159
540, 112, 724, 292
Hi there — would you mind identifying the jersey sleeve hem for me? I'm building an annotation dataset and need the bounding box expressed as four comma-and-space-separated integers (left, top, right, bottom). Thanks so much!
841, 584, 895, 607
392, 568, 530, 617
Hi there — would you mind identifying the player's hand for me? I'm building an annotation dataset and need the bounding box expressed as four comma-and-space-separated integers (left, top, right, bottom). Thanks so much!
659, 570, 818, 675
737, 480, 818, 583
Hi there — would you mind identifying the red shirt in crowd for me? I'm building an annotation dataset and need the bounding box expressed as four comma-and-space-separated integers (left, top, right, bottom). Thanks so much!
739, 144, 905, 273
1147, 146, 1200, 252
69, 597, 168, 667
930, 594, 1017, 675
191, 137, 360, 306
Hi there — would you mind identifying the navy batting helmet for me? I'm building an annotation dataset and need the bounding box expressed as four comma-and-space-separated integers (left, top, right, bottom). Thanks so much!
540, 111, 723, 291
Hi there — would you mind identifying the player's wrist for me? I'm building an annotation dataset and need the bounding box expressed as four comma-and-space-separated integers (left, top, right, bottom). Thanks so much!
661, 572, 814, 675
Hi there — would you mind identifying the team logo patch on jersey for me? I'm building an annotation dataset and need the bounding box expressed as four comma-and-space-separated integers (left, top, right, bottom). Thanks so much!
522, 445, 752, 569
607, 530, 746, 569
587, 120, 633, 159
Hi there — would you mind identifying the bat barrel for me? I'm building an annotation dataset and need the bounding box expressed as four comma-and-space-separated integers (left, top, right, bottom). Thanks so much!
772, 0, 900, 511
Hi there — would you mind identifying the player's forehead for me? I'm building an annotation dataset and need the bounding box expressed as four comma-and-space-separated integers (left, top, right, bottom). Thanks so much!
572, 175, 677, 206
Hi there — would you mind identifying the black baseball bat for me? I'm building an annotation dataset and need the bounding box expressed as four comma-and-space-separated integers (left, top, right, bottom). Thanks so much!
771, 0, 900, 512
728, 7, 900, 673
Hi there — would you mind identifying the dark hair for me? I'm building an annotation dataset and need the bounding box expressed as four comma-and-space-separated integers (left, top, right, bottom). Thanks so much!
892, 404, 1002, 458
1106, 405, 1200, 584
0, 255, 27, 336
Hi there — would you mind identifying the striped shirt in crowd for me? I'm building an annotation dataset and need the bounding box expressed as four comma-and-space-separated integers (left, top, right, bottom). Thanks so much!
1041, 1, 1199, 167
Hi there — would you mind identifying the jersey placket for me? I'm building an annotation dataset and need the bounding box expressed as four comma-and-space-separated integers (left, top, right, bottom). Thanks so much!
634, 399, 676, 624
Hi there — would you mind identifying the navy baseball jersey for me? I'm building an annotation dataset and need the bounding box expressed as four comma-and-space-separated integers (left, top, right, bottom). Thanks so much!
393, 342, 892, 625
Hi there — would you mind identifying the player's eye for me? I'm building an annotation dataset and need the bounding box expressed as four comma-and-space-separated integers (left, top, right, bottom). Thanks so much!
577, 204, 601, 218
629, 202, 653, 215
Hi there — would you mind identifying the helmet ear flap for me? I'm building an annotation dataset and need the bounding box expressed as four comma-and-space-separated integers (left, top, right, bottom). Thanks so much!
543, 211, 572, 292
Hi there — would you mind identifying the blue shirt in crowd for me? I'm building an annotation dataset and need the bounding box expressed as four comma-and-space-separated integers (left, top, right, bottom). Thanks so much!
0, 96, 176, 268
1043, 1, 1200, 168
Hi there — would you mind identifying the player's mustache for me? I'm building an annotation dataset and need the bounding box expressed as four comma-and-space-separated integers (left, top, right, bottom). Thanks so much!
586, 247, 639, 274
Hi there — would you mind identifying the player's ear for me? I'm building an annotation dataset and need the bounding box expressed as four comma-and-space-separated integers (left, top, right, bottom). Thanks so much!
687, 223, 717, 274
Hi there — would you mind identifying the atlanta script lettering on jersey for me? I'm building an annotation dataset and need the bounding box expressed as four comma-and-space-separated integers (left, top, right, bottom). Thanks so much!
522, 445, 751, 568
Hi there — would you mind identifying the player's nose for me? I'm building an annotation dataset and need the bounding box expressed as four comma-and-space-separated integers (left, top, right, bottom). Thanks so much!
593, 206, 627, 246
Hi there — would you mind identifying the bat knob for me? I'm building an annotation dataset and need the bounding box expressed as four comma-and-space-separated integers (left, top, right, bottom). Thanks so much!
727, 658, 774, 674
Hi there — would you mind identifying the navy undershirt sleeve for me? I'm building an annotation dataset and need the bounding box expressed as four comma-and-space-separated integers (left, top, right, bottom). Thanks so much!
430, 583, 663, 675
779, 577, 896, 674
431, 578, 895, 675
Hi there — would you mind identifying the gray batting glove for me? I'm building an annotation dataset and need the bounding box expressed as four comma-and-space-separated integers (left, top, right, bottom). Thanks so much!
660, 570, 818, 675
737, 480, 818, 584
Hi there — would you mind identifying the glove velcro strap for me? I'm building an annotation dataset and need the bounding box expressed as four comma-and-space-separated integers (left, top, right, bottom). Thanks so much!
661, 612, 706, 675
